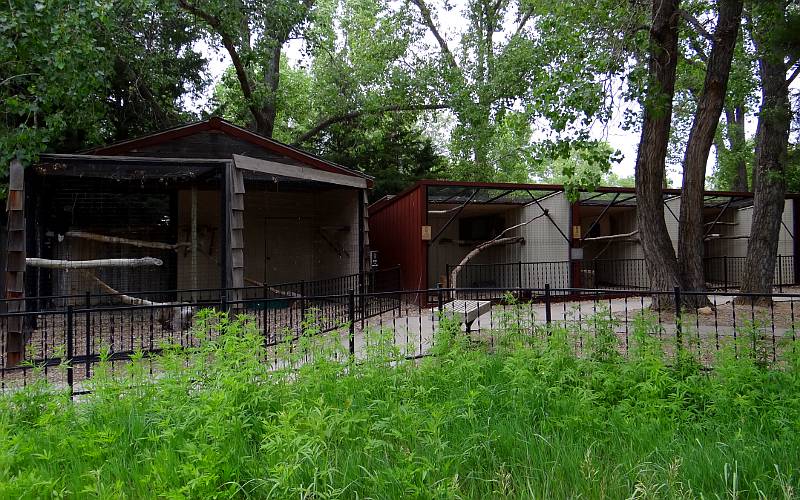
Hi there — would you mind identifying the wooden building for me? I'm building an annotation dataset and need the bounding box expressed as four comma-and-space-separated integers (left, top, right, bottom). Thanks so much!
368, 180, 800, 292
9, 118, 372, 303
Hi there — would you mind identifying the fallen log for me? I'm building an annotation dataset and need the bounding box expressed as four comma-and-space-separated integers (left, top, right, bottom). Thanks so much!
26, 257, 163, 269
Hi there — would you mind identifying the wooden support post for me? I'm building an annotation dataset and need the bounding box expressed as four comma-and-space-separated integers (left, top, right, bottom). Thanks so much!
4, 159, 25, 366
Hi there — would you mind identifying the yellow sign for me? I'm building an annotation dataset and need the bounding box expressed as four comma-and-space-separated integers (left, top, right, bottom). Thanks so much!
572, 225, 582, 239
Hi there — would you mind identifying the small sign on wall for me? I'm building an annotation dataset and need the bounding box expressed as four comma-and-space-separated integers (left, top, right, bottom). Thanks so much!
572, 225, 582, 239
570, 248, 584, 260
421, 225, 432, 240
369, 251, 379, 269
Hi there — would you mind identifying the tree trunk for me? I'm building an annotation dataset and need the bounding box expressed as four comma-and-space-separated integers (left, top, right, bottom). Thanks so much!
677, 0, 743, 306
255, 44, 281, 138
635, 0, 682, 310
739, 18, 791, 301
725, 104, 749, 191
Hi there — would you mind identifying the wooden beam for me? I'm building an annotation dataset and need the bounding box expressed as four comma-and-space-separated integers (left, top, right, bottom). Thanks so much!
233, 154, 368, 189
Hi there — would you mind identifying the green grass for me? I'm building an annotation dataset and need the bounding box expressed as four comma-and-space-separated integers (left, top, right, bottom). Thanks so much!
1, 309, 800, 498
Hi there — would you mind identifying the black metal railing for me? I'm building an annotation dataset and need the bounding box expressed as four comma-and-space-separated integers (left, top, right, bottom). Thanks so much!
0, 266, 402, 312
447, 257, 798, 293
3, 282, 800, 395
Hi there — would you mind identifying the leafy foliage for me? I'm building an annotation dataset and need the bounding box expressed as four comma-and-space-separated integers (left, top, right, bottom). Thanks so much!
1, 0, 112, 167
1, 0, 207, 180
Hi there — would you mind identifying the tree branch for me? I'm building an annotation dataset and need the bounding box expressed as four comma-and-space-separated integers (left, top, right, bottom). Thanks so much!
291, 103, 449, 145
512, 10, 533, 38
449, 236, 524, 289
177, 0, 270, 133
680, 9, 714, 41
408, 0, 458, 69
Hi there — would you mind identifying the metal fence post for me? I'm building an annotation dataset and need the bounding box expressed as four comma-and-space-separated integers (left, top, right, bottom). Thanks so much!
673, 286, 682, 350
66, 305, 74, 397
84, 291, 91, 378
348, 288, 355, 359
360, 271, 366, 329
300, 280, 307, 322
437, 286, 444, 314
544, 283, 552, 329
262, 284, 269, 346
219, 288, 228, 312
723, 255, 729, 291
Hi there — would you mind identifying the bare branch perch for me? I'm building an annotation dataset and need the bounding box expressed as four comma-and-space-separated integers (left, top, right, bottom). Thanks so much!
582, 230, 640, 243
26, 257, 163, 269
244, 277, 302, 298
89, 274, 162, 306
449, 236, 525, 289
66, 231, 188, 250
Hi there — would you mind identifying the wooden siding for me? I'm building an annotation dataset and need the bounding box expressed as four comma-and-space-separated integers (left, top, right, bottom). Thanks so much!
4, 159, 25, 363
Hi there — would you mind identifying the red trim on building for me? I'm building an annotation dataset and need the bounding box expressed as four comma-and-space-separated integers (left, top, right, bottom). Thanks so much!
369, 180, 799, 215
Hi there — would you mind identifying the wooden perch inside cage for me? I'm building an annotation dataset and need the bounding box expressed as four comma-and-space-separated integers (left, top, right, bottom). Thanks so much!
89, 274, 163, 306
244, 277, 302, 298
65, 231, 189, 250
582, 230, 639, 243
26, 257, 163, 269
88, 273, 194, 330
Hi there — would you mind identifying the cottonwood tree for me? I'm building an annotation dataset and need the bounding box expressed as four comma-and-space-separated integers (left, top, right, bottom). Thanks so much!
1, 0, 207, 175
634, 0, 683, 308
178, 0, 316, 137
402, 0, 631, 181
677, 0, 743, 302
738, 0, 799, 299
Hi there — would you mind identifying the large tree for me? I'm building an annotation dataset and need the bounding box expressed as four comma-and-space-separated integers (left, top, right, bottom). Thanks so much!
178, 0, 316, 137
677, 0, 743, 301
739, 0, 798, 299
634, 0, 682, 307
400, 0, 631, 181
